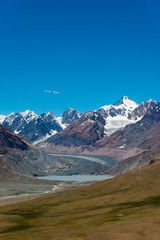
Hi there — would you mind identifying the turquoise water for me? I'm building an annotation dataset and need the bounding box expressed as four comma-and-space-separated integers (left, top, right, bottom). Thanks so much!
38, 175, 113, 182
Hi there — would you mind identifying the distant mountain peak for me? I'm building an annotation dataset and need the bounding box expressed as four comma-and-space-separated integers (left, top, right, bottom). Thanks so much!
113, 96, 138, 108
58, 108, 82, 125
100, 96, 138, 113
44, 112, 55, 117
20, 110, 37, 118
67, 108, 73, 111
146, 99, 157, 103
62, 108, 78, 114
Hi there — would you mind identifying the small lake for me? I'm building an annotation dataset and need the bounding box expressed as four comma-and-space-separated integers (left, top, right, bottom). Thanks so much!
38, 175, 113, 182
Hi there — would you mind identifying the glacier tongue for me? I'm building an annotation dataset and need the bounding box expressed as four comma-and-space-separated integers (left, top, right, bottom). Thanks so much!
104, 117, 142, 136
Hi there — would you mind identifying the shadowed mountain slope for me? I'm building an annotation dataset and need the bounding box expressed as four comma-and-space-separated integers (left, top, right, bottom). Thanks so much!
0, 124, 56, 181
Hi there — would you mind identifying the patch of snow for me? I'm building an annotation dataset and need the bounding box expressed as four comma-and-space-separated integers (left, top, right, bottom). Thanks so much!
32, 130, 57, 145
100, 96, 138, 115
20, 110, 37, 123
104, 115, 142, 136
56, 116, 68, 129
50, 129, 58, 135
77, 112, 81, 118
95, 97, 142, 136
4, 110, 38, 126
45, 112, 53, 116
4, 113, 18, 126
81, 119, 95, 126
67, 108, 73, 112
118, 144, 126, 149
0, 115, 6, 123
40, 143, 48, 148
14, 130, 21, 135
121, 96, 138, 108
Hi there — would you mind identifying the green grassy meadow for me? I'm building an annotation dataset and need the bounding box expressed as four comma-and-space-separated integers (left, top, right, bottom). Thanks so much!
1, 159, 160, 239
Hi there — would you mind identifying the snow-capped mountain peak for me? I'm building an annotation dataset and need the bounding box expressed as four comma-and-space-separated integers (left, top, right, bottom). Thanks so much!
2, 110, 63, 144
1, 97, 159, 147
20, 110, 37, 120
96, 97, 140, 136
113, 96, 138, 109
99, 96, 138, 117
146, 99, 157, 104
0, 108, 82, 144
57, 108, 82, 127
45, 111, 54, 116
41, 112, 56, 122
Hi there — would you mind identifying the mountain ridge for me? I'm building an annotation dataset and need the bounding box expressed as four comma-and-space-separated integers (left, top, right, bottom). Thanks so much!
39, 97, 158, 155
1, 108, 82, 144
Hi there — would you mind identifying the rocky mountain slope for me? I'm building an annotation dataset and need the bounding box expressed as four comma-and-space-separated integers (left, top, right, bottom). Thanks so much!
46, 111, 105, 147
107, 145, 160, 176
0, 124, 59, 181
104, 104, 160, 175
0, 124, 110, 180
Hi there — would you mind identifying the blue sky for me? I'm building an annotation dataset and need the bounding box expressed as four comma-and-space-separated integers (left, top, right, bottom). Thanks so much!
0, 0, 160, 116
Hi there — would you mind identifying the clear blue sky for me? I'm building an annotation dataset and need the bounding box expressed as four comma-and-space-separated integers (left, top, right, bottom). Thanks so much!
0, 0, 160, 116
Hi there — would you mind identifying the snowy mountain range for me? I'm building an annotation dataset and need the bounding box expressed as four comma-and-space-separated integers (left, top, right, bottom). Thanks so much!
39, 96, 158, 152
96, 96, 139, 136
1, 108, 82, 144
96, 96, 157, 136
0, 96, 157, 146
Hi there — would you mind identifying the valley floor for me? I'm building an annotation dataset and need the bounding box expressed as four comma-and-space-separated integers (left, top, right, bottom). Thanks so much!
1, 161, 160, 239
0, 181, 91, 207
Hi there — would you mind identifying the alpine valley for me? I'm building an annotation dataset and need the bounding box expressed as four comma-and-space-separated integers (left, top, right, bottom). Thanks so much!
1, 96, 160, 177
1, 96, 160, 240
37, 96, 160, 175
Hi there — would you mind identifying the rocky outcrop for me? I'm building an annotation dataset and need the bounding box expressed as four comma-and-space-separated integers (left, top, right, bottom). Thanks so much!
0, 124, 32, 152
